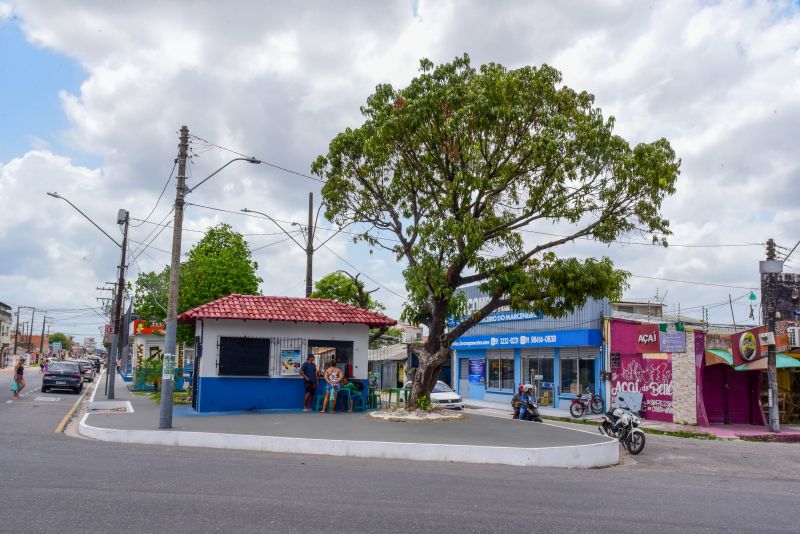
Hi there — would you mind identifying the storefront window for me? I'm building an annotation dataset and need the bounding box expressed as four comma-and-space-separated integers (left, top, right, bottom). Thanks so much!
560, 358, 596, 395
487, 354, 514, 390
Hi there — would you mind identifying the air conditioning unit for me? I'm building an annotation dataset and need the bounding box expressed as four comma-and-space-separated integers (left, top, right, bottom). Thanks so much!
788, 327, 800, 349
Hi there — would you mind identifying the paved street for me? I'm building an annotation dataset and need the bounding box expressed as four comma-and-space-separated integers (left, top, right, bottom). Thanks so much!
0, 370, 798, 533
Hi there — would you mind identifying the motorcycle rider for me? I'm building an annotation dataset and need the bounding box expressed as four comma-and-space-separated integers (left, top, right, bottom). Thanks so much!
511, 384, 524, 419
517, 384, 536, 420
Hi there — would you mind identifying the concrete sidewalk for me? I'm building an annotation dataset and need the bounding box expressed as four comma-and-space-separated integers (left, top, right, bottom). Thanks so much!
78, 375, 619, 468
466, 397, 800, 441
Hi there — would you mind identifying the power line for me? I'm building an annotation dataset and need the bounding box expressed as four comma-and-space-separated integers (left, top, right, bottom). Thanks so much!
189, 133, 326, 183
129, 160, 177, 228
629, 274, 760, 290
129, 217, 298, 237
316, 240, 408, 300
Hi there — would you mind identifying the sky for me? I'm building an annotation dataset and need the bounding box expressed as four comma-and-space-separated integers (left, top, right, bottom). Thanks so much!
1, 0, 799, 340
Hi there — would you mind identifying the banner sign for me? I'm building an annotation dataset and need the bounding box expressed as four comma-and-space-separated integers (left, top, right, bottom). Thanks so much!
448, 310, 543, 327
468, 359, 485, 383
659, 322, 686, 353
731, 326, 766, 366
635, 324, 661, 353
451, 329, 601, 349
133, 320, 165, 336
51, 342, 62, 352
280, 349, 302, 376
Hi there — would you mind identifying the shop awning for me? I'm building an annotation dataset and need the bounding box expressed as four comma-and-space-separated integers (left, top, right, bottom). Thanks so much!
734, 355, 800, 371
705, 349, 733, 366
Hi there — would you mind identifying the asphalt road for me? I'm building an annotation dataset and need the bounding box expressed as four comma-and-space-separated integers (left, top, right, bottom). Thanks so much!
1, 367, 799, 533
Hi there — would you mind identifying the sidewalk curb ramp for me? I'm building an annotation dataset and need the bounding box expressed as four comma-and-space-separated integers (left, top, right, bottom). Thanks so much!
78, 414, 619, 468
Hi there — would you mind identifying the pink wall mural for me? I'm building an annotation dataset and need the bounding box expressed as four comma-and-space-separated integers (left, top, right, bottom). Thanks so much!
611, 355, 674, 422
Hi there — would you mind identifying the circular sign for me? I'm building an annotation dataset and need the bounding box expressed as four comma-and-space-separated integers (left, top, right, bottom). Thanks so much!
739, 332, 758, 361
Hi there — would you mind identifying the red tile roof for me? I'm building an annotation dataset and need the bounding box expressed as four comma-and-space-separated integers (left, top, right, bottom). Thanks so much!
177, 294, 397, 328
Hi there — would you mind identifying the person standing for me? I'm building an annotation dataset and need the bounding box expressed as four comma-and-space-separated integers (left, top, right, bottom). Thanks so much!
299, 354, 317, 412
12, 358, 25, 399
320, 360, 343, 414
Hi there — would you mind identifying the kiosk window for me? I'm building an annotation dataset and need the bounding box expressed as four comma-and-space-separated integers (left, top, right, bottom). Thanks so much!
219, 337, 270, 376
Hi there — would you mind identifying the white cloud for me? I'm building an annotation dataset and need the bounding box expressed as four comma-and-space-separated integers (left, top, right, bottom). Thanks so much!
2, 0, 800, 335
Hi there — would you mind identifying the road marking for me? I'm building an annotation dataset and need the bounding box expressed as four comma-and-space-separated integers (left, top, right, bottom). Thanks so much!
35, 396, 60, 402
54, 380, 95, 434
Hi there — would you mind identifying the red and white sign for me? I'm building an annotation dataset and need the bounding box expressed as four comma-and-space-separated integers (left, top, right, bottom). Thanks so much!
104, 324, 116, 335
133, 320, 165, 336
635, 324, 660, 353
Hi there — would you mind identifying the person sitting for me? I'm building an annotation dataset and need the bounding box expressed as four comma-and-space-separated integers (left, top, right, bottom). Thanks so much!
517, 385, 535, 420
340, 378, 362, 413
511, 383, 525, 419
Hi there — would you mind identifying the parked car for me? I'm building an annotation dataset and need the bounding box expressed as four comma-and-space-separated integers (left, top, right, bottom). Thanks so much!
41, 361, 84, 394
74, 359, 96, 382
87, 356, 102, 372
404, 380, 465, 410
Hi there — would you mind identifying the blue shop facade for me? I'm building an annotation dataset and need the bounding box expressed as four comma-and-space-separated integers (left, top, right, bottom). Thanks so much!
451, 286, 609, 410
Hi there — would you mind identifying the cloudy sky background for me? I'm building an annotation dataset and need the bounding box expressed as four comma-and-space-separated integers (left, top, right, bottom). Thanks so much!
1, 0, 798, 340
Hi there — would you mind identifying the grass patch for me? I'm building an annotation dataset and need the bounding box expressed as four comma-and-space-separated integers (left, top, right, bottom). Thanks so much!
146, 390, 192, 406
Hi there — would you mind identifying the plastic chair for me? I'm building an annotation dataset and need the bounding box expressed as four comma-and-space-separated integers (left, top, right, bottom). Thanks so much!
351, 392, 365, 412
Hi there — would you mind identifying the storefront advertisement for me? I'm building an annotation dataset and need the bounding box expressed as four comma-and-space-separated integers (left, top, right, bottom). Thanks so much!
468, 359, 485, 383
659, 323, 686, 353
451, 329, 601, 349
280, 348, 302, 376
447, 310, 543, 327
635, 324, 660, 353
731, 326, 766, 366
133, 320, 166, 336
611, 355, 673, 422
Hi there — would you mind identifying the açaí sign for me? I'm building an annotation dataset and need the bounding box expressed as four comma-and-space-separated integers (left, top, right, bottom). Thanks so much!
635, 324, 660, 353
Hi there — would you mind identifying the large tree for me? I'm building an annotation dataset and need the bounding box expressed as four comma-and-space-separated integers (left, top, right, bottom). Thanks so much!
132, 223, 262, 343
313, 55, 680, 406
48, 332, 71, 351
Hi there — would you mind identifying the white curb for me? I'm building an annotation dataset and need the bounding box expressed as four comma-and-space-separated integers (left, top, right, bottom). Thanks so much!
78, 415, 619, 468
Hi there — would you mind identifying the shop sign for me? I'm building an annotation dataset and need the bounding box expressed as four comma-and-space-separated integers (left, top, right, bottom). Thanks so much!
611, 355, 673, 422
705, 333, 732, 352
731, 326, 765, 366
280, 348, 302, 376
451, 329, 601, 349
133, 320, 166, 336
447, 310, 543, 327
635, 324, 661, 353
468, 359, 485, 383
659, 322, 686, 353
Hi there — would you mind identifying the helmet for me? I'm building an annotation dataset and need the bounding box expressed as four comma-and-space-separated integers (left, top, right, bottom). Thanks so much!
522, 384, 534, 393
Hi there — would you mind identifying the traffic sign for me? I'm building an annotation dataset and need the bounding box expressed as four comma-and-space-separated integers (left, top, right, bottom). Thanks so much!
104, 324, 116, 335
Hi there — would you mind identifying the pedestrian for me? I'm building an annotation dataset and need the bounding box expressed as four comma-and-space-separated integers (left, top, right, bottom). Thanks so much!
299, 354, 317, 412
320, 359, 343, 414
340, 378, 361, 413
12, 358, 26, 399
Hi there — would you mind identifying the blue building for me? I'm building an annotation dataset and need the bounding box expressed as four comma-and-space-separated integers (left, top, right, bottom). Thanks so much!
451, 286, 609, 410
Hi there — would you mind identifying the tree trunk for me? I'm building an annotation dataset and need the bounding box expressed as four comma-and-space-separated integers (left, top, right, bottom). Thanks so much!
408, 347, 450, 407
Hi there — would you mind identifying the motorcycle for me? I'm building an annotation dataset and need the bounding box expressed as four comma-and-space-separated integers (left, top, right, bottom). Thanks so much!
599, 407, 646, 455
518, 398, 544, 423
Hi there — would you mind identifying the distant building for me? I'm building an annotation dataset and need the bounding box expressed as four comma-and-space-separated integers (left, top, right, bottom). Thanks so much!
398, 324, 423, 343
0, 301, 12, 352
611, 299, 665, 317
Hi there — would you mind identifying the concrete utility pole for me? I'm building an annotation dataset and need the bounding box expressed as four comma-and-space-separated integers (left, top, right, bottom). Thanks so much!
12, 308, 20, 355
39, 316, 47, 354
764, 238, 780, 433
108, 210, 129, 401
306, 192, 315, 297
159, 125, 190, 429
27, 308, 35, 352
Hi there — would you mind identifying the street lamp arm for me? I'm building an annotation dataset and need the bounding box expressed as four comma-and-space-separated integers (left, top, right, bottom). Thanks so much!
241, 208, 306, 251
185, 157, 261, 195
46, 192, 122, 248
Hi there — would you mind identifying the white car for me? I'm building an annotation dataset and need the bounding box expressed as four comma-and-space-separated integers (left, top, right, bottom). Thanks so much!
405, 380, 465, 410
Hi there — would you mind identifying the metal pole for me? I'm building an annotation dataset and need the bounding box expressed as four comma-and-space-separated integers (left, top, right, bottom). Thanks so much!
107, 212, 128, 400
159, 125, 189, 429
12, 308, 20, 355
39, 316, 47, 354
306, 192, 314, 297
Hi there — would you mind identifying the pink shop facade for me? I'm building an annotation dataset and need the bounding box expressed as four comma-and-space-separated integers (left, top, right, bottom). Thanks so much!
609, 318, 767, 427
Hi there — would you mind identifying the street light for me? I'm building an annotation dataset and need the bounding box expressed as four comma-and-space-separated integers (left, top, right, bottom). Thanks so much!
47, 192, 129, 400
159, 126, 261, 429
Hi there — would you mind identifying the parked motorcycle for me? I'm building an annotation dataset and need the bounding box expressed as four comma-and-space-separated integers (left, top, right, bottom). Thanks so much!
599, 407, 646, 455
518, 398, 544, 423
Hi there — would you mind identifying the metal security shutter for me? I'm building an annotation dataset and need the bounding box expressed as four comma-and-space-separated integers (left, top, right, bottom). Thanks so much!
559, 347, 579, 359
579, 347, 600, 358
459, 358, 470, 379
521, 348, 554, 359
486, 349, 514, 359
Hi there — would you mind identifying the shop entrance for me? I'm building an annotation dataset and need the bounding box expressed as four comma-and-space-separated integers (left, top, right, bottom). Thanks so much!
309, 340, 354, 378
522, 348, 554, 406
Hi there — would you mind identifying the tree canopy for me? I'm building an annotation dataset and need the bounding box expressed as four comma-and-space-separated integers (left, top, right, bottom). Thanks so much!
310, 271, 385, 312
48, 332, 71, 351
313, 54, 680, 404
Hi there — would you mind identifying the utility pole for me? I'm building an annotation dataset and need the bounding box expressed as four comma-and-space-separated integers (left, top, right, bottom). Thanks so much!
39, 316, 47, 354
12, 308, 20, 355
764, 238, 780, 432
160, 125, 189, 429
107, 210, 129, 400
306, 192, 314, 297
27, 308, 35, 352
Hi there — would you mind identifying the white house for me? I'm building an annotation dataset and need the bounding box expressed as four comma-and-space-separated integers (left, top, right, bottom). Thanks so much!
178, 294, 396, 412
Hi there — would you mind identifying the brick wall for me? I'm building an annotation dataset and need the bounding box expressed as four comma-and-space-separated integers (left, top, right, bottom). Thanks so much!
670, 329, 697, 425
